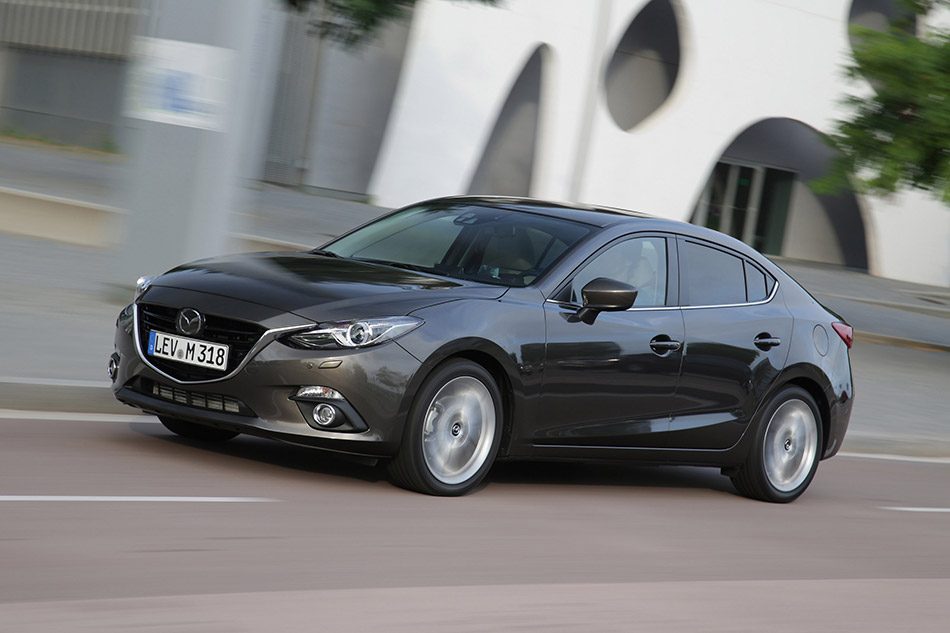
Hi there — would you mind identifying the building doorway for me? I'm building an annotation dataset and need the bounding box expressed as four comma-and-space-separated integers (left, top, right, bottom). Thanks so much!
694, 162, 795, 256
692, 119, 869, 270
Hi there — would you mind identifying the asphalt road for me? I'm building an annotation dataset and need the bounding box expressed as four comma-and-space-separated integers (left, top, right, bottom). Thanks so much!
845, 342, 950, 455
2, 412, 949, 631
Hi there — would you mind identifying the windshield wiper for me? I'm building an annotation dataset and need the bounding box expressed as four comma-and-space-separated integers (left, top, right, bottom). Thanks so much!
311, 249, 340, 258
353, 258, 440, 275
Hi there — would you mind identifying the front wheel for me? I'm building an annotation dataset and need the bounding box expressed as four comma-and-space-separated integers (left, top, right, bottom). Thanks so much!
388, 360, 502, 496
731, 386, 823, 503
159, 416, 239, 442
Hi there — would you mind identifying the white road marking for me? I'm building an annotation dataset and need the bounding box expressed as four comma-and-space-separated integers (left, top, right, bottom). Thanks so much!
838, 451, 950, 465
0, 376, 111, 388
0, 495, 277, 503
0, 409, 156, 423
880, 507, 950, 513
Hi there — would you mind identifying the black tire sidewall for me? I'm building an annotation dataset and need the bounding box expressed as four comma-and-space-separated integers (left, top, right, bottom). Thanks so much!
745, 386, 823, 503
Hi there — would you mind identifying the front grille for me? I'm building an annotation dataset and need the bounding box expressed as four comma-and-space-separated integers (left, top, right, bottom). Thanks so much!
134, 378, 255, 416
137, 303, 266, 382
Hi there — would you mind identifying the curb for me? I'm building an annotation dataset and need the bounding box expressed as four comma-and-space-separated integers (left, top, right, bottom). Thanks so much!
0, 185, 124, 248
0, 186, 312, 254
815, 291, 950, 320
853, 331, 950, 354
0, 382, 135, 416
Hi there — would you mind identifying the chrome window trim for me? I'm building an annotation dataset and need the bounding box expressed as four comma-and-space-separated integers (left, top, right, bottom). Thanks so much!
132, 303, 314, 386
544, 299, 680, 312
544, 279, 780, 312
681, 279, 780, 310
676, 236, 780, 309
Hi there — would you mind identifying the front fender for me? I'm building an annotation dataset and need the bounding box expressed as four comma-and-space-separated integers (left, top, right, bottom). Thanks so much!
393, 291, 547, 451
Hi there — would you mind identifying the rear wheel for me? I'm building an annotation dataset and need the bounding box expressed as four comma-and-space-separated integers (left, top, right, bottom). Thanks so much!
159, 416, 239, 442
388, 360, 502, 496
731, 386, 822, 503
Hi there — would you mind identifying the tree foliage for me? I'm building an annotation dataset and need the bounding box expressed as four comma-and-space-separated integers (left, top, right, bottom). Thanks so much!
818, 0, 950, 202
284, 0, 497, 45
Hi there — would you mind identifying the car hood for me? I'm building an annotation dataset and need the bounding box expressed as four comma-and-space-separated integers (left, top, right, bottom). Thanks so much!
149, 251, 507, 321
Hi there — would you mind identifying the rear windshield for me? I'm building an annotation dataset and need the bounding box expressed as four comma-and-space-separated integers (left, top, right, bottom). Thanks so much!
322, 203, 594, 287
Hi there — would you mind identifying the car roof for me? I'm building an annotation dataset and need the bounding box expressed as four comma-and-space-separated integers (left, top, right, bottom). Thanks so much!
423, 195, 657, 228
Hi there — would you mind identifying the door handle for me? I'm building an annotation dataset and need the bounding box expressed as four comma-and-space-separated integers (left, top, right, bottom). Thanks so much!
754, 334, 782, 350
650, 335, 682, 355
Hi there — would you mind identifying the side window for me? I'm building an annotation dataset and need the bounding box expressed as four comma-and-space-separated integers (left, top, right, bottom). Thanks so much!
567, 236, 668, 307
745, 261, 769, 302
683, 241, 746, 306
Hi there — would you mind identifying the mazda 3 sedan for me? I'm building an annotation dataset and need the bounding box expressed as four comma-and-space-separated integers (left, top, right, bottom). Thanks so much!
110, 196, 853, 502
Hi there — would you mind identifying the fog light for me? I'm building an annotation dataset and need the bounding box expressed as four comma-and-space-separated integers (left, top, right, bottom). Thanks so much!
313, 403, 337, 427
108, 354, 119, 382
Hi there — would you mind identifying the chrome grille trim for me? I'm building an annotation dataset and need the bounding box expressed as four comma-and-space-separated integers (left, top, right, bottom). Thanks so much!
137, 303, 264, 380
133, 303, 313, 385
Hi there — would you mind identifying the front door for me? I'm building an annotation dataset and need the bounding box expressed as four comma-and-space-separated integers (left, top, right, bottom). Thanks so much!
535, 235, 684, 448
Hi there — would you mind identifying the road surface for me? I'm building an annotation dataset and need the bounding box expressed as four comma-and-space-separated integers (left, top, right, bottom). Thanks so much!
1, 411, 948, 631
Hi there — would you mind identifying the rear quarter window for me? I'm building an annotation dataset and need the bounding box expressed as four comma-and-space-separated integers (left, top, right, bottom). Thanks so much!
745, 261, 769, 302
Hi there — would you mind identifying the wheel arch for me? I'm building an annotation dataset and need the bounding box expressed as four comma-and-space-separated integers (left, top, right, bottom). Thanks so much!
779, 372, 833, 457
398, 337, 524, 457
451, 349, 516, 458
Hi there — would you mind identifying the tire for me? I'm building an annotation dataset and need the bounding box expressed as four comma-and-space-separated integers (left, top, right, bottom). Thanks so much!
731, 386, 823, 503
159, 416, 239, 442
388, 359, 503, 496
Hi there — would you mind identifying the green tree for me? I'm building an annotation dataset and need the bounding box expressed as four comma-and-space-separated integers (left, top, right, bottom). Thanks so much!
819, 0, 950, 202
284, 0, 497, 45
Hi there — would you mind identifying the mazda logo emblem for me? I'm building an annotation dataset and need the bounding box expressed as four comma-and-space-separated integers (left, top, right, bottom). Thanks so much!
176, 308, 205, 337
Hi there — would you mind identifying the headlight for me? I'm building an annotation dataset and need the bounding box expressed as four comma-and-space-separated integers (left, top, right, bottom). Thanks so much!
134, 276, 153, 301
285, 316, 424, 350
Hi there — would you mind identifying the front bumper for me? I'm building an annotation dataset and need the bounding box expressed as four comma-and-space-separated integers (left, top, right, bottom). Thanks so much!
111, 302, 424, 458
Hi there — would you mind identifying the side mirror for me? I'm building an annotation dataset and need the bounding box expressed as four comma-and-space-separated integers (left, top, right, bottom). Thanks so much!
576, 278, 638, 323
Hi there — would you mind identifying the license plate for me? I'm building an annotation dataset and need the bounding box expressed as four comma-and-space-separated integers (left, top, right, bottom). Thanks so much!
148, 330, 229, 371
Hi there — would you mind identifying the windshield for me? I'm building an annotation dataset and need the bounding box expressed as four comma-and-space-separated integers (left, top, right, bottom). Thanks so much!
321, 203, 594, 287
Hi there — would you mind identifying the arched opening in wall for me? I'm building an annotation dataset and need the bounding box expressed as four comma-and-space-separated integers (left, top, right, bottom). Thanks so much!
604, 0, 680, 131
468, 46, 546, 197
848, 0, 915, 51
691, 118, 869, 270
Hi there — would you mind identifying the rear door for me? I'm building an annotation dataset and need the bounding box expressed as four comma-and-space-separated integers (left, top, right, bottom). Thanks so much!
668, 237, 792, 449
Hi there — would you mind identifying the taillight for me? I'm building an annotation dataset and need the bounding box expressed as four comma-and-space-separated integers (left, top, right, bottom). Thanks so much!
832, 322, 853, 349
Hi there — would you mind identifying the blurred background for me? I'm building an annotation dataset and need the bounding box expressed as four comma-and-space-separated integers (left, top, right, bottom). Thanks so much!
0, 0, 948, 285
0, 1, 949, 630
1, 0, 946, 411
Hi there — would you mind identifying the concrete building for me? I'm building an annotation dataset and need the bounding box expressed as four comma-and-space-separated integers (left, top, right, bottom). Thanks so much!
2, 0, 947, 287
367, 0, 950, 287
0, 0, 143, 151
